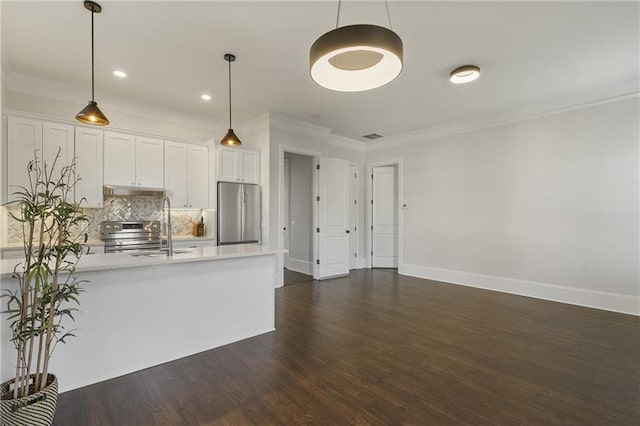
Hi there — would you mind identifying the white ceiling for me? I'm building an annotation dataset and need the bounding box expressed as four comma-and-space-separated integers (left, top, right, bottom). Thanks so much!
2, 1, 638, 141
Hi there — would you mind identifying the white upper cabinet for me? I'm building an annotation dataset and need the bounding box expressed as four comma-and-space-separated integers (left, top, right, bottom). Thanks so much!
187, 145, 209, 209
43, 122, 74, 179
74, 127, 104, 208
218, 147, 239, 182
164, 141, 188, 208
164, 142, 209, 209
135, 136, 164, 188
104, 131, 136, 186
104, 132, 164, 187
7, 117, 42, 201
240, 150, 259, 184
217, 146, 259, 184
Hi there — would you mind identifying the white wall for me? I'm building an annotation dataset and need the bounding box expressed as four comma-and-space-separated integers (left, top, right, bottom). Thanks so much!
367, 97, 640, 315
269, 117, 367, 286
284, 152, 313, 272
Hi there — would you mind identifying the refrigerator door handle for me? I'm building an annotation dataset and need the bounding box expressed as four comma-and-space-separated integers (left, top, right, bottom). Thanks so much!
240, 186, 245, 241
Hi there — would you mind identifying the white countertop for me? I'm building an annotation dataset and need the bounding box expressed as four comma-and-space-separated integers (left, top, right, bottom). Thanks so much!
0, 244, 285, 278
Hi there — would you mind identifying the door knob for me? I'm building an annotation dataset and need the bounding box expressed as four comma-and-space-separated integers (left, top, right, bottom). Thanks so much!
346, 230, 350, 233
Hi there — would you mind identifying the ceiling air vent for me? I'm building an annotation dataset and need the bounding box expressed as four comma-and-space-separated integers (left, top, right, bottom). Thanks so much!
362, 133, 384, 140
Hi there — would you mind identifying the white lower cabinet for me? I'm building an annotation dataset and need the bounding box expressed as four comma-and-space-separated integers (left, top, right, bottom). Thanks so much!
164, 142, 208, 209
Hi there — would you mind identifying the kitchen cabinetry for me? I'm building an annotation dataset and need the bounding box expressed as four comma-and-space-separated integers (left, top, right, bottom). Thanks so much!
43, 122, 75, 178
217, 147, 259, 184
7, 118, 75, 202
75, 127, 104, 208
7, 117, 42, 201
188, 145, 209, 208
164, 142, 208, 209
104, 132, 164, 188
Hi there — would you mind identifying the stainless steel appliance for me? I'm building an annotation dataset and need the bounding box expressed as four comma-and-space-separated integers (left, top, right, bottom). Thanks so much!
100, 220, 163, 253
217, 182, 261, 245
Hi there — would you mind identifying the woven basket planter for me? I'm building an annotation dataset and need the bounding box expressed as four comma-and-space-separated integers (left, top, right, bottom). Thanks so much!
0, 374, 58, 426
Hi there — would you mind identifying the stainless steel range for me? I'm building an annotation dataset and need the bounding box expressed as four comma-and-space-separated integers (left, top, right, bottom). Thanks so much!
100, 220, 163, 253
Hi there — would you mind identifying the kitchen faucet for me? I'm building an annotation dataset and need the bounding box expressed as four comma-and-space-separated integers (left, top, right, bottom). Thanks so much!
162, 196, 173, 256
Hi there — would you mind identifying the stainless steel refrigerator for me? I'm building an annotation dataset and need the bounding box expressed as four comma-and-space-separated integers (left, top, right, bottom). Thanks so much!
217, 182, 261, 245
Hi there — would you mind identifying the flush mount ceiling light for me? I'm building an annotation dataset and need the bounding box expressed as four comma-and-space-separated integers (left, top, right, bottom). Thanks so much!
449, 65, 480, 84
220, 54, 241, 147
113, 70, 127, 78
76, 1, 109, 126
310, 0, 403, 92
201, 94, 212, 101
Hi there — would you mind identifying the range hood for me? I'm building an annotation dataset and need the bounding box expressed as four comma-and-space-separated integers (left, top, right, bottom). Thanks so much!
103, 185, 165, 198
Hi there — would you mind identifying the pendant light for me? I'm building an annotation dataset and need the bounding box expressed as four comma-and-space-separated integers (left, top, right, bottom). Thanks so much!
220, 53, 242, 147
310, 0, 403, 92
76, 1, 109, 126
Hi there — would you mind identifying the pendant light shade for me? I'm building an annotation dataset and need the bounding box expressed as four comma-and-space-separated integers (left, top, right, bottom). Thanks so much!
309, 1, 403, 92
76, 1, 109, 126
220, 53, 241, 147
76, 101, 109, 125
220, 129, 242, 147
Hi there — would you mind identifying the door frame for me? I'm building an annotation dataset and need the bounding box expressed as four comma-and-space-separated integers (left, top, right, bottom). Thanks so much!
282, 157, 291, 269
349, 162, 359, 270
279, 145, 321, 279
366, 158, 403, 270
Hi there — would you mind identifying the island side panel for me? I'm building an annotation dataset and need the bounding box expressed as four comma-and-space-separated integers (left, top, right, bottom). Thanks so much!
1, 254, 276, 393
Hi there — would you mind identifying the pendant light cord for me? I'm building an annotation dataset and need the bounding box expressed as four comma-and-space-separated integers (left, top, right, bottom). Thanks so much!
385, 0, 393, 30
335, 0, 392, 30
91, 8, 95, 102
228, 58, 232, 129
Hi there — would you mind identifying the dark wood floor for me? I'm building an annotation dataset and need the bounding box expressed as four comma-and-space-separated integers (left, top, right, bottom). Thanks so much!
283, 269, 314, 286
54, 269, 640, 425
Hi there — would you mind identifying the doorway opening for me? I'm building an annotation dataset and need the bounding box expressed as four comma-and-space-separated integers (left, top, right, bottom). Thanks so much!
367, 162, 401, 269
283, 151, 315, 282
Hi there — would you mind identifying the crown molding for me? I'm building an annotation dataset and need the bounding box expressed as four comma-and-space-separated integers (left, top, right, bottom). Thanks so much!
4, 72, 226, 134
3, 108, 211, 146
269, 112, 333, 138
366, 79, 640, 152
327, 133, 366, 152
269, 112, 366, 152
241, 112, 270, 136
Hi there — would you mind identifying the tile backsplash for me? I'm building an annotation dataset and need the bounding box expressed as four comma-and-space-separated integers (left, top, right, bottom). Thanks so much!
4, 196, 208, 244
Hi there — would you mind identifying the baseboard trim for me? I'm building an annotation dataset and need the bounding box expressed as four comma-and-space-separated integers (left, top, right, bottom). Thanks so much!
287, 258, 312, 275
399, 263, 640, 316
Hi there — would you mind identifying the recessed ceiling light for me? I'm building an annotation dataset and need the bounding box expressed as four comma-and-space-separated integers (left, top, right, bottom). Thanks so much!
201, 94, 212, 101
113, 70, 127, 78
450, 65, 480, 84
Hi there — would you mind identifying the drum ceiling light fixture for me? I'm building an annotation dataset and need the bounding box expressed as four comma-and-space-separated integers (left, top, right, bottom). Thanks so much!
309, 0, 403, 92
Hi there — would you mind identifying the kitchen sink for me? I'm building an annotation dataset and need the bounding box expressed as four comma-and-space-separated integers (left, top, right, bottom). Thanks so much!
128, 249, 192, 257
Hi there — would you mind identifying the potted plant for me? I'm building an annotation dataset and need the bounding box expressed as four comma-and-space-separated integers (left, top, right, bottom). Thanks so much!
1, 151, 90, 425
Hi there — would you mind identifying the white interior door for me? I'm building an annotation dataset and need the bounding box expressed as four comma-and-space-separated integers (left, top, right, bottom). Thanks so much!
318, 156, 350, 279
372, 166, 398, 268
349, 164, 358, 270
283, 158, 291, 269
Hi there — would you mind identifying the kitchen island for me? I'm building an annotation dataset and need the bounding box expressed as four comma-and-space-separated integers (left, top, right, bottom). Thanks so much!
0, 244, 285, 393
